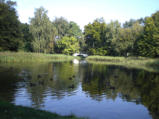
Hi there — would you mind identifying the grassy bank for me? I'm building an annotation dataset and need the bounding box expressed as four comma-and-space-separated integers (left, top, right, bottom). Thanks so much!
0, 101, 83, 119
0, 52, 78, 62
86, 56, 159, 72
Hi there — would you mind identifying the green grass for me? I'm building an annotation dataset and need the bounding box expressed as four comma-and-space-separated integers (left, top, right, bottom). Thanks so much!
0, 52, 79, 62
86, 55, 159, 72
0, 101, 84, 119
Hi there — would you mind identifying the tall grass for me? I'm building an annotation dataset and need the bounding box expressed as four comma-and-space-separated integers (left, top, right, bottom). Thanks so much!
0, 52, 77, 63
86, 55, 159, 72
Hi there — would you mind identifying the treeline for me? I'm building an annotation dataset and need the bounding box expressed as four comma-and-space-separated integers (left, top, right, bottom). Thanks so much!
0, 0, 159, 57
0, 0, 83, 55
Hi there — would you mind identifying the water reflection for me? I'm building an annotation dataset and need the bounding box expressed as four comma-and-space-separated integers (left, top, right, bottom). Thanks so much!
0, 66, 19, 102
0, 61, 159, 119
82, 64, 159, 119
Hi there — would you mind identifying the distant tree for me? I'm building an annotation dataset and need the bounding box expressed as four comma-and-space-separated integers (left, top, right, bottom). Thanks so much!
68, 21, 85, 52
123, 18, 145, 28
55, 36, 79, 55
53, 18, 83, 53
137, 18, 145, 25
78, 35, 86, 53
152, 11, 159, 28
53, 17, 69, 39
20, 23, 33, 52
112, 22, 143, 56
123, 19, 137, 28
152, 11, 159, 54
68, 21, 82, 38
0, 0, 22, 51
105, 20, 121, 55
84, 18, 145, 56
135, 17, 159, 57
29, 7, 57, 53
84, 18, 108, 55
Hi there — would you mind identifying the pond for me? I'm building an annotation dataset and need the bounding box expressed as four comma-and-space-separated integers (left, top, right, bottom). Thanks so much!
0, 60, 159, 119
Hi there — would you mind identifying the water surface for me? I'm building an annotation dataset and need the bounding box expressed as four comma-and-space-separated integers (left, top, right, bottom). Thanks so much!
0, 61, 159, 119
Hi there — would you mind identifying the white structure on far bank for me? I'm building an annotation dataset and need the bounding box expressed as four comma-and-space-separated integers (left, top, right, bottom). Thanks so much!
73, 53, 88, 57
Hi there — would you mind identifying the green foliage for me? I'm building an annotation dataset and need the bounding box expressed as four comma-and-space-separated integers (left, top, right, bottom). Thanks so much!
0, 0, 22, 51
53, 18, 83, 53
112, 22, 143, 56
104, 20, 121, 55
29, 7, 57, 53
0, 1, 159, 58
53, 18, 82, 39
68, 21, 82, 38
88, 48, 107, 56
83, 11, 159, 57
84, 18, 108, 55
53, 17, 70, 39
136, 16, 159, 57
56, 36, 80, 55
123, 19, 137, 28
152, 11, 159, 28
68, 21, 85, 52
20, 23, 33, 52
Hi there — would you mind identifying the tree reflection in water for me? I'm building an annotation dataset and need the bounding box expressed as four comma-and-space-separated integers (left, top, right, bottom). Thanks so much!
0, 62, 159, 119
82, 64, 159, 119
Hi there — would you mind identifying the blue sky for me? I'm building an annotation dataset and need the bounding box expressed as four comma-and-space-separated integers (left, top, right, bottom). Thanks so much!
14, 0, 159, 29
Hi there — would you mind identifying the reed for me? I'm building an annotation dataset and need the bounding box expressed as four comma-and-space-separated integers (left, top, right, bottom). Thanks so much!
86, 55, 159, 72
0, 52, 78, 63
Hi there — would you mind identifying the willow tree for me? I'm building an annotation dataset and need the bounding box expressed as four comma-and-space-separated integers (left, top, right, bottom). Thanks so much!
53, 17, 69, 39
29, 7, 57, 53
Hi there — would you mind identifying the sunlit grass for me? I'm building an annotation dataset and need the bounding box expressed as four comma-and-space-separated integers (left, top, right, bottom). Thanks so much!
86, 55, 159, 72
0, 52, 78, 62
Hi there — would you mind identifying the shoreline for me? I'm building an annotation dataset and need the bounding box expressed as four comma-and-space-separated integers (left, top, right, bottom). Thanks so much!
1, 52, 159, 72
0, 100, 84, 119
0, 52, 79, 63
86, 56, 159, 72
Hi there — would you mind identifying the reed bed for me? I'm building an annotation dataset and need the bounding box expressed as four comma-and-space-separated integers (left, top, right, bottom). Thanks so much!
0, 52, 77, 63
86, 55, 159, 72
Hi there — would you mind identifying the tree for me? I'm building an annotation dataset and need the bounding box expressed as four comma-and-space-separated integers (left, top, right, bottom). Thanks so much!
20, 23, 33, 52
53, 18, 84, 53
0, 0, 22, 51
68, 21, 85, 52
105, 20, 121, 55
152, 11, 159, 55
123, 19, 137, 28
68, 21, 82, 38
84, 18, 108, 55
29, 7, 57, 53
111, 22, 143, 56
53, 17, 69, 39
135, 17, 159, 57
152, 11, 159, 28
55, 36, 80, 55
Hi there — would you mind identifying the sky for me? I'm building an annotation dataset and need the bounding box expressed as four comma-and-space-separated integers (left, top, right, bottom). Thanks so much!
14, 0, 159, 29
